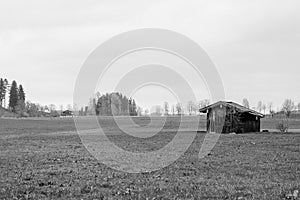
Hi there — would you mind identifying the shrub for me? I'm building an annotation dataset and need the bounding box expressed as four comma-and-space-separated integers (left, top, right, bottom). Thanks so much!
276, 119, 289, 133
50, 110, 60, 117
0, 107, 16, 117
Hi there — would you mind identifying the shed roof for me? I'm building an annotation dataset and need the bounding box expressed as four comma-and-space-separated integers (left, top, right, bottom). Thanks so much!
199, 101, 264, 118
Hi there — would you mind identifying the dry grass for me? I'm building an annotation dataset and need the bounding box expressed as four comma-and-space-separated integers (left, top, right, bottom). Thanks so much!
0, 117, 299, 199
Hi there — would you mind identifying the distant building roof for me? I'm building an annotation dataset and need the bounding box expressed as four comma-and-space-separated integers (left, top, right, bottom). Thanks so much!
199, 101, 264, 118
61, 110, 73, 116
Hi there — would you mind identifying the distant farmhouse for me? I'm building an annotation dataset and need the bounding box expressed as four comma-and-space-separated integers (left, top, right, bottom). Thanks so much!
61, 110, 73, 117
199, 101, 264, 133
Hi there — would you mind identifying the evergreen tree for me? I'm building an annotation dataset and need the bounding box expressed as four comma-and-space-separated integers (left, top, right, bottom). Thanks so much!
129, 98, 133, 116
132, 99, 137, 116
3, 79, 9, 108
9, 80, 18, 112
18, 84, 25, 101
0, 78, 4, 107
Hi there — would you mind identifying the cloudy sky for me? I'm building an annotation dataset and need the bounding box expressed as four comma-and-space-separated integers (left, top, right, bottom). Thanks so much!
1, 0, 300, 111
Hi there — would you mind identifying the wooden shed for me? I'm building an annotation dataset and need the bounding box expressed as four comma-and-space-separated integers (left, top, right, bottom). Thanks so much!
199, 101, 264, 133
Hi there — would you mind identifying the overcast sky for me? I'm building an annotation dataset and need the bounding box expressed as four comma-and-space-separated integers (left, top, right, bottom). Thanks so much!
1, 0, 300, 111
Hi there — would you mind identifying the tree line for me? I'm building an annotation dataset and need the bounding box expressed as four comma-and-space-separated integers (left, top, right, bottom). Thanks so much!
242, 98, 300, 118
0, 78, 26, 114
1, 77, 299, 119
149, 99, 210, 116
146, 98, 300, 118
78, 92, 139, 116
0, 77, 66, 117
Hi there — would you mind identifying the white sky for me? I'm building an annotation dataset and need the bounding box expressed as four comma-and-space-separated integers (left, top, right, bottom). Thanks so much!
1, 0, 300, 111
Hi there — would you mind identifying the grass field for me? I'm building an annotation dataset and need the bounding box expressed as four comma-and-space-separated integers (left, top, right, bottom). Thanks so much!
0, 117, 299, 199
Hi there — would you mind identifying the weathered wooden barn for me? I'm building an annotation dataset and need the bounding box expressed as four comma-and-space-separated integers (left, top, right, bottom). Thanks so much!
199, 101, 264, 133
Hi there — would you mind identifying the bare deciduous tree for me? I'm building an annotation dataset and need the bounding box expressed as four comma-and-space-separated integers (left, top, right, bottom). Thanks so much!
242, 98, 250, 108
257, 101, 263, 112
73, 104, 78, 116
175, 103, 182, 115
282, 99, 295, 118
187, 101, 194, 115
164, 102, 169, 116
171, 105, 175, 115
155, 105, 162, 116
67, 104, 72, 111
262, 104, 266, 114
49, 104, 56, 112
267, 102, 273, 113
59, 105, 64, 115
197, 99, 210, 112
191, 102, 197, 115
136, 106, 143, 116
268, 102, 275, 117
